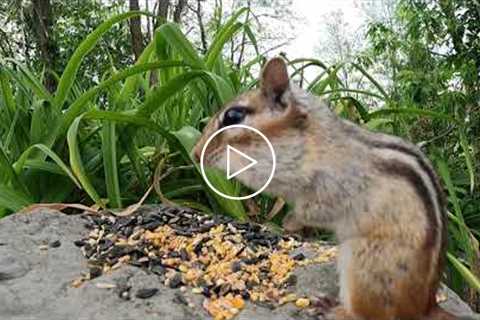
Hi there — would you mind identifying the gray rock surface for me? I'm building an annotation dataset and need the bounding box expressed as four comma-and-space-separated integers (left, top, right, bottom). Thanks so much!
0, 209, 478, 320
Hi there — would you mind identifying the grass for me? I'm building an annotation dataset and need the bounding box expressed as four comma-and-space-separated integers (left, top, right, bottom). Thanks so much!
0, 7, 478, 305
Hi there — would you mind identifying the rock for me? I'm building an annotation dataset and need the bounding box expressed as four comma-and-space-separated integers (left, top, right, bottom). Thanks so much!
0, 208, 478, 320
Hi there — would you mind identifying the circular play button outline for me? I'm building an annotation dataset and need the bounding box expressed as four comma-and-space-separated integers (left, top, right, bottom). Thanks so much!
199, 124, 276, 200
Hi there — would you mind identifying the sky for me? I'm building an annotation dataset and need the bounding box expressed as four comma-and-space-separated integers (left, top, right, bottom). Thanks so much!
285, 0, 367, 57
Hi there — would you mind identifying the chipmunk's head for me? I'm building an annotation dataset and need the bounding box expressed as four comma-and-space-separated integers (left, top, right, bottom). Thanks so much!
193, 58, 316, 194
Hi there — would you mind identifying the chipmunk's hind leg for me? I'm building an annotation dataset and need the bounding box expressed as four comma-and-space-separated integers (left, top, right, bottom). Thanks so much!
337, 238, 434, 320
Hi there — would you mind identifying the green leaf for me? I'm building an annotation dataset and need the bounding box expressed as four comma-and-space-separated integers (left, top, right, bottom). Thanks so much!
53, 11, 151, 110
3, 59, 52, 101
458, 128, 475, 193
67, 115, 104, 206
42, 61, 186, 149
0, 66, 16, 115
0, 146, 30, 197
117, 41, 156, 106
101, 122, 122, 208
447, 253, 480, 292
206, 8, 248, 70
83, 110, 172, 140
13, 144, 81, 189
369, 108, 459, 123
0, 184, 32, 211
172, 126, 247, 220
350, 62, 388, 99
157, 23, 206, 69
20, 159, 67, 176
243, 24, 259, 56
136, 71, 231, 118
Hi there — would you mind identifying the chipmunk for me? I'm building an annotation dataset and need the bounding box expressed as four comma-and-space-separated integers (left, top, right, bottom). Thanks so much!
193, 58, 455, 320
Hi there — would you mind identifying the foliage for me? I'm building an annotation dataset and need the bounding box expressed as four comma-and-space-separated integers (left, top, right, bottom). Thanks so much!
0, 0, 132, 89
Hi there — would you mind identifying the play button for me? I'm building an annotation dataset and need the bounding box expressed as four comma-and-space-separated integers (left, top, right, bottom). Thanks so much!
226, 145, 258, 180
199, 124, 276, 200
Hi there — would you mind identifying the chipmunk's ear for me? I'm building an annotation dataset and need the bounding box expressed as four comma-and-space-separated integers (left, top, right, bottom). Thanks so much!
261, 58, 289, 100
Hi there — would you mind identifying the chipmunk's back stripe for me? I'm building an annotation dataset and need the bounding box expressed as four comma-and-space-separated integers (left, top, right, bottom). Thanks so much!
376, 160, 439, 248
369, 141, 445, 209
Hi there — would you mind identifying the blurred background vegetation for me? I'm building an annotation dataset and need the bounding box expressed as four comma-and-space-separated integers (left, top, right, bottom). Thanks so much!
0, 0, 478, 309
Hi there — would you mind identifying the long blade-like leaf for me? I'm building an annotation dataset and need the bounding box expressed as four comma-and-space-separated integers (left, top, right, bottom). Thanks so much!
157, 23, 206, 69
67, 115, 104, 206
206, 8, 248, 69
101, 122, 122, 208
0, 184, 32, 211
13, 144, 81, 189
53, 11, 150, 110
42, 61, 186, 149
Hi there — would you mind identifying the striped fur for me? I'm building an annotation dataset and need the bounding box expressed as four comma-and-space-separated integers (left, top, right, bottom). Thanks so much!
193, 58, 454, 320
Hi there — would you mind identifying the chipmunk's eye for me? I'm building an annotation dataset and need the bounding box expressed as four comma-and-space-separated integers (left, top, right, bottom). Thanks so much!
222, 107, 248, 127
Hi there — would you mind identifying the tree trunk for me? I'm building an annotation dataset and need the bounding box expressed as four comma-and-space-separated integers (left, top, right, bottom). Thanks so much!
195, 0, 208, 54
32, 0, 56, 93
155, 0, 170, 28
173, 0, 187, 23
129, 0, 144, 61
145, 0, 152, 40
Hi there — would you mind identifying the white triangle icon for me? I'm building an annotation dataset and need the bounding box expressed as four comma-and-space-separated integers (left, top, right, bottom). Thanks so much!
226, 145, 258, 180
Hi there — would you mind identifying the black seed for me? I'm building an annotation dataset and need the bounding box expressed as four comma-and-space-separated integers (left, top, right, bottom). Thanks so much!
110, 245, 134, 257
197, 222, 216, 233
89, 266, 102, 279
231, 261, 242, 273
169, 273, 183, 288
135, 288, 159, 299
193, 238, 209, 255
246, 280, 257, 290
169, 251, 181, 258
99, 239, 114, 251
201, 286, 211, 297
292, 253, 306, 261
173, 292, 188, 305
48, 240, 61, 248
179, 248, 189, 261
219, 283, 231, 296
174, 229, 193, 237
169, 217, 180, 224
74, 239, 85, 247
143, 221, 164, 230
244, 232, 256, 241
122, 226, 134, 237
255, 301, 275, 310
242, 253, 267, 265
285, 274, 297, 287
252, 239, 270, 247
150, 265, 166, 276
83, 244, 95, 258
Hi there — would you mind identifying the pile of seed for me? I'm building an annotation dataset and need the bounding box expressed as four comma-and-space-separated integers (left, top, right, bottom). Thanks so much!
73, 206, 336, 319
